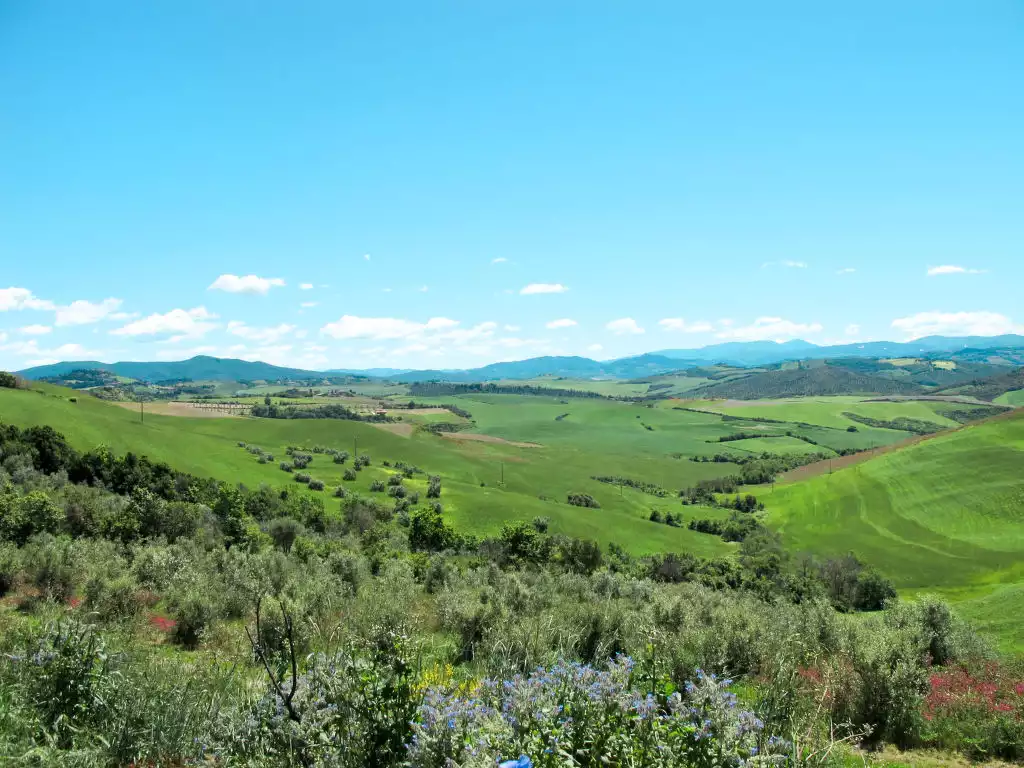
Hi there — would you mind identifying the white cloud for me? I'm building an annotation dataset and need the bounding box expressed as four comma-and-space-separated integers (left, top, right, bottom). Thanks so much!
294, 330, 308, 339
363, 254, 371, 261
2, 340, 103, 364
419, 286, 429, 292
208, 274, 286, 295
111, 306, 218, 339
715, 317, 823, 341
837, 268, 856, 275
782, 260, 807, 268
546, 318, 577, 329
492, 257, 507, 264
382, 288, 392, 293
19, 324, 52, 336
0, 287, 54, 312
55, 298, 123, 326
845, 324, 861, 337
227, 321, 296, 344
658, 318, 713, 333
587, 343, 603, 352
503, 324, 520, 332
299, 283, 314, 290
606, 318, 645, 335
321, 315, 458, 341
890, 311, 1022, 340
300, 301, 318, 308
520, 283, 568, 295
926, 265, 986, 276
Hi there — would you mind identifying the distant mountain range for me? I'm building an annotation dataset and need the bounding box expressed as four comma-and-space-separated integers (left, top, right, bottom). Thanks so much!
15, 335, 1024, 384
653, 335, 1024, 366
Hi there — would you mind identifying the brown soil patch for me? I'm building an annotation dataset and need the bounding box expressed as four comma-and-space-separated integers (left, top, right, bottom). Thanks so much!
388, 408, 451, 415
371, 422, 415, 437
440, 432, 542, 449
111, 401, 245, 418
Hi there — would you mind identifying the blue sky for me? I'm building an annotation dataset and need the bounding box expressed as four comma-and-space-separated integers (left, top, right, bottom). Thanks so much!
2, 1, 1023, 371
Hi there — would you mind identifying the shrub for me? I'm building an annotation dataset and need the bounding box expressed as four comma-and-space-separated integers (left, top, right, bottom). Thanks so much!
169, 589, 220, 649
267, 517, 305, 553
387, 484, 407, 499
409, 507, 459, 552
84, 573, 141, 622
567, 493, 600, 509
308, 479, 325, 491
280, 462, 293, 473
294, 473, 311, 484
334, 486, 348, 499
388, 474, 403, 487
426, 475, 442, 499
343, 468, 357, 481
0, 541, 20, 596
370, 480, 386, 492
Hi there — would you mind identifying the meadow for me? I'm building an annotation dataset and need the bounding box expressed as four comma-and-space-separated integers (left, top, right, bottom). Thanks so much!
765, 408, 1024, 651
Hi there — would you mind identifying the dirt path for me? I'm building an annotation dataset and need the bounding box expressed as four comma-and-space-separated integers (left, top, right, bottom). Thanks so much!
440, 432, 542, 449
111, 401, 244, 418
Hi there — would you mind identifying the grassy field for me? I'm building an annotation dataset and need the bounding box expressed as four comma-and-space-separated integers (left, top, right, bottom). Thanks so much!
5, 383, 1022, 647
996, 388, 1024, 406
764, 409, 1024, 651
0, 384, 739, 557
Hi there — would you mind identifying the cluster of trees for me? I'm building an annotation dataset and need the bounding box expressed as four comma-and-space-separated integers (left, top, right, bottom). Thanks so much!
396, 400, 474, 419
647, 509, 682, 527
250, 403, 393, 422
0, 371, 26, 389
687, 511, 761, 542
567, 493, 599, 508
409, 382, 605, 399
842, 412, 944, 435
591, 475, 668, 497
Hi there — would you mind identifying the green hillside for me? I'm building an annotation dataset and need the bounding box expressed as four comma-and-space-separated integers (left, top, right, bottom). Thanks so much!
691, 363, 924, 400
939, 366, 1024, 401
766, 409, 1024, 650
0, 383, 735, 557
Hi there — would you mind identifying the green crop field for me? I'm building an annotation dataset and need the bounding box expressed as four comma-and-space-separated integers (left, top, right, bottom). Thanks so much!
996, 389, 1024, 406
765, 409, 1024, 651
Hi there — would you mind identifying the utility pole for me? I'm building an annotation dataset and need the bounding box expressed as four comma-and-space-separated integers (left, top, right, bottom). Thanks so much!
354, 436, 358, 458
140, 399, 144, 424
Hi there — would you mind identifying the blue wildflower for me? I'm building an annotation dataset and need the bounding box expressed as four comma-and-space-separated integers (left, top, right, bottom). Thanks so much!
498, 756, 532, 768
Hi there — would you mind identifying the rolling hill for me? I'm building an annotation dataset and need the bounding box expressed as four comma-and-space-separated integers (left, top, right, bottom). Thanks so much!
688, 363, 926, 399
766, 408, 1024, 650
16, 355, 328, 383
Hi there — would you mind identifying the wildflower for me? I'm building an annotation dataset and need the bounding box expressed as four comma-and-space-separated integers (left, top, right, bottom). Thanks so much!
498, 756, 532, 768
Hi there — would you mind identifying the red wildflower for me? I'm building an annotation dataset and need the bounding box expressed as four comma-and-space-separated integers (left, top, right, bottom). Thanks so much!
149, 615, 176, 632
